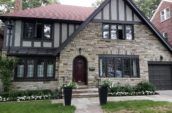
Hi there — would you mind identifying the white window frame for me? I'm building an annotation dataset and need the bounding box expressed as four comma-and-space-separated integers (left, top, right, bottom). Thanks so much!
160, 8, 171, 22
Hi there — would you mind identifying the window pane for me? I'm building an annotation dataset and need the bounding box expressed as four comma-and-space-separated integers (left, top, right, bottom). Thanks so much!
117, 25, 124, 40
126, 25, 133, 40
123, 59, 131, 77
115, 58, 122, 77
17, 65, 24, 78
100, 58, 107, 77
24, 23, 34, 39
37, 61, 44, 77
132, 60, 138, 77
103, 24, 109, 39
47, 62, 54, 77
27, 60, 34, 78
166, 8, 171, 19
111, 25, 117, 39
36, 23, 43, 39
44, 24, 51, 39
107, 58, 115, 77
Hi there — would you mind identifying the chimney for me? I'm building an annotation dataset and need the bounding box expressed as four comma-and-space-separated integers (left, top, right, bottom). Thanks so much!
14, 0, 22, 12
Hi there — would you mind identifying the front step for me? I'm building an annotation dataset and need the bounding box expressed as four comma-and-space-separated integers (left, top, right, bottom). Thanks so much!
72, 86, 99, 98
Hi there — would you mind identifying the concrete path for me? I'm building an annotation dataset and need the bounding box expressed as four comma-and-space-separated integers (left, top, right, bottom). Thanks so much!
72, 98, 103, 113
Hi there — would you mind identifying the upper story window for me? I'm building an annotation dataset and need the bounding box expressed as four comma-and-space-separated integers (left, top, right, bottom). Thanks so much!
103, 24, 134, 40
23, 22, 53, 40
99, 55, 139, 78
160, 8, 171, 22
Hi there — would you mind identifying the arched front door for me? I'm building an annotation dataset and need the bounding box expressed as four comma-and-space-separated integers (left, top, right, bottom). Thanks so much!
73, 56, 87, 85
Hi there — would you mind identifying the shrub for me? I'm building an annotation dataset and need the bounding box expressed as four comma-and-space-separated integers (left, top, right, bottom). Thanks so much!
100, 80, 112, 88
134, 82, 155, 92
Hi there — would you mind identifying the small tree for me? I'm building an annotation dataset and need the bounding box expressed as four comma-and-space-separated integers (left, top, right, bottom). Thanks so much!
0, 57, 17, 92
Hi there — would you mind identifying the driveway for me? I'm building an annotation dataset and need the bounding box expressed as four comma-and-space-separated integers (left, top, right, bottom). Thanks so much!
157, 90, 172, 97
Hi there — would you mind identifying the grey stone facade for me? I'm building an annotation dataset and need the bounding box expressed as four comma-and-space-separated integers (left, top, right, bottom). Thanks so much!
58, 22, 172, 86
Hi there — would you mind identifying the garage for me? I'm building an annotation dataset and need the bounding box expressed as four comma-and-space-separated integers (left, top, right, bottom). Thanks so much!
148, 62, 172, 90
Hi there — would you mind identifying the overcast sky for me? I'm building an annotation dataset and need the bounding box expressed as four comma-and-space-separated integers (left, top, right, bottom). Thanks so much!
59, 0, 97, 7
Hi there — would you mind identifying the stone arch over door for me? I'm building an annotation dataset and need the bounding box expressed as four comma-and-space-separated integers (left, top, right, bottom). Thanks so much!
73, 56, 88, 85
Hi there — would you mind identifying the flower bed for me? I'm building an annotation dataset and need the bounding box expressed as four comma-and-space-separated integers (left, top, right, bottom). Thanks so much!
108, 82, 157, 96
0, 89, 62, 102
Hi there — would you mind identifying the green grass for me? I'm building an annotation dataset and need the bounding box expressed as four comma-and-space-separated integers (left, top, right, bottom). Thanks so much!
0, 100, 75, 113
102, 100, 172, 113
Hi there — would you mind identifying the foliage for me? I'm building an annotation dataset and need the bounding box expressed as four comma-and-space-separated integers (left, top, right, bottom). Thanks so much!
134, 81, 155, 92
0, 101, 75, 113
0, 0, 59, 14
92, 0, 161, 19
134, 0, 161, 19
102, 100, 172, 113
0, 57, 17, 92
100, 80, 112, 88
63, 82, 77, 89
0, 89, 62, 102
109, 81, 156, 96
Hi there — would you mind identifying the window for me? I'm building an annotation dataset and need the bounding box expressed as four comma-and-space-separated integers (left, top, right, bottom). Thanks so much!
23, 22, 52, 40
103, 24, 134, 40
162, 32, 168, 40
160, 8, 171, 22
15, 57, 55, 81
16, 60, 25, 78
99, 55, 139, 78
27, 60, 34, 78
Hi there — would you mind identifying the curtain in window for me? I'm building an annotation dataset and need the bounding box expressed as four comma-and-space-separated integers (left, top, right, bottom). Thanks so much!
27, 60, 34, 78
17, 65, 24, 78
47, 64, 54, 77
37, 61, 44, 77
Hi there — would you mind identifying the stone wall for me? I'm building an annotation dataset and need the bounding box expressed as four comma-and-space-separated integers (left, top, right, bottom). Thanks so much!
59, 22, 172, 86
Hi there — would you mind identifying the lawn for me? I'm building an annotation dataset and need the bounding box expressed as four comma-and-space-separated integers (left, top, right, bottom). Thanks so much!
102, 100, 172, 113
0, 100, 75, 113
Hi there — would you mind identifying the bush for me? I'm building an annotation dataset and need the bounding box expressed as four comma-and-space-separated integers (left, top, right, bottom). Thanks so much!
109, 81, 156, 96
134, 82, 155, 92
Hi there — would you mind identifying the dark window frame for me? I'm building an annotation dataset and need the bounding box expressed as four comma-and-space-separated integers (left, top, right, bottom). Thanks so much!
102, 23, 134, 40
14, 57, 56, 81
99, 55, 140, 78
23, 21, 54, 41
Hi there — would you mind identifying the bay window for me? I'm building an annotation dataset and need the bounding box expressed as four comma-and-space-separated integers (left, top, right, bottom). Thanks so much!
102, 24, 134, 40
15, 57, 55, 81
99, 55, 139, 78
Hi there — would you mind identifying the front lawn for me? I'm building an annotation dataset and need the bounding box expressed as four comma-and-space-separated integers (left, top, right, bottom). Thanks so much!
0, 100, 75, 113
102, 100, 172, 113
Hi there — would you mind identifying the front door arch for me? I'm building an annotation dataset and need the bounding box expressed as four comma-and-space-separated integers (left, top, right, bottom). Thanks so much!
73, 56, 87, 85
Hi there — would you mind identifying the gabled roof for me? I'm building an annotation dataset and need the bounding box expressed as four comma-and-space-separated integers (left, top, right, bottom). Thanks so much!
151, 0, 172, 21
56, 0, 172, 55
0, 4, 94, 22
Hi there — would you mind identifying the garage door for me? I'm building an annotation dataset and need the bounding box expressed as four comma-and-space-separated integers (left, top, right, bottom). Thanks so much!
149, 63, 172, 90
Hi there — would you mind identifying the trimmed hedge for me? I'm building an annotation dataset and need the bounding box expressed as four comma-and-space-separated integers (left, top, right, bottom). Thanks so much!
109, 82, 156, 96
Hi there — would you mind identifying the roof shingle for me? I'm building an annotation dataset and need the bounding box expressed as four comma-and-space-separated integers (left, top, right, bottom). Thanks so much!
2, 4, 95, 21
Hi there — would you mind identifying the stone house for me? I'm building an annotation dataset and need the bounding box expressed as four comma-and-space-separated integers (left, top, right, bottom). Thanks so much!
151, 0, 172, 46
0, 0, 172, 91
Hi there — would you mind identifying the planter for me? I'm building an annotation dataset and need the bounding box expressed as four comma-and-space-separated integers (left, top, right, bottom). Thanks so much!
99, 86, 108, 105
63, 87, 72, 106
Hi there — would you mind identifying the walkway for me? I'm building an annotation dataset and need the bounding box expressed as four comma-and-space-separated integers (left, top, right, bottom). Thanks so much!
72, 98, 103, 113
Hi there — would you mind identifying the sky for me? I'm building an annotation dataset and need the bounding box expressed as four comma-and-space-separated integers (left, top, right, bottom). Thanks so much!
59, 0, 97, 7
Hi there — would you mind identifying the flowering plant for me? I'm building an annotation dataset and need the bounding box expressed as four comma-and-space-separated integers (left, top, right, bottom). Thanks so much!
63, 82, 77, 89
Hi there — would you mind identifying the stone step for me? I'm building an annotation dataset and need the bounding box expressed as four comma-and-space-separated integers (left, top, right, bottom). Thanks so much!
77, 85, 97, 89
72, 92, 99, 98
73, 88, 98, 94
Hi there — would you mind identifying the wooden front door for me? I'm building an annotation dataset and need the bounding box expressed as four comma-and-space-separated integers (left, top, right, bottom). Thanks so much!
73, 56, 87, 85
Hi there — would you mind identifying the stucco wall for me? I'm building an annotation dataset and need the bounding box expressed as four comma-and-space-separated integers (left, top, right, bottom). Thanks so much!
58, 22, 172, 86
